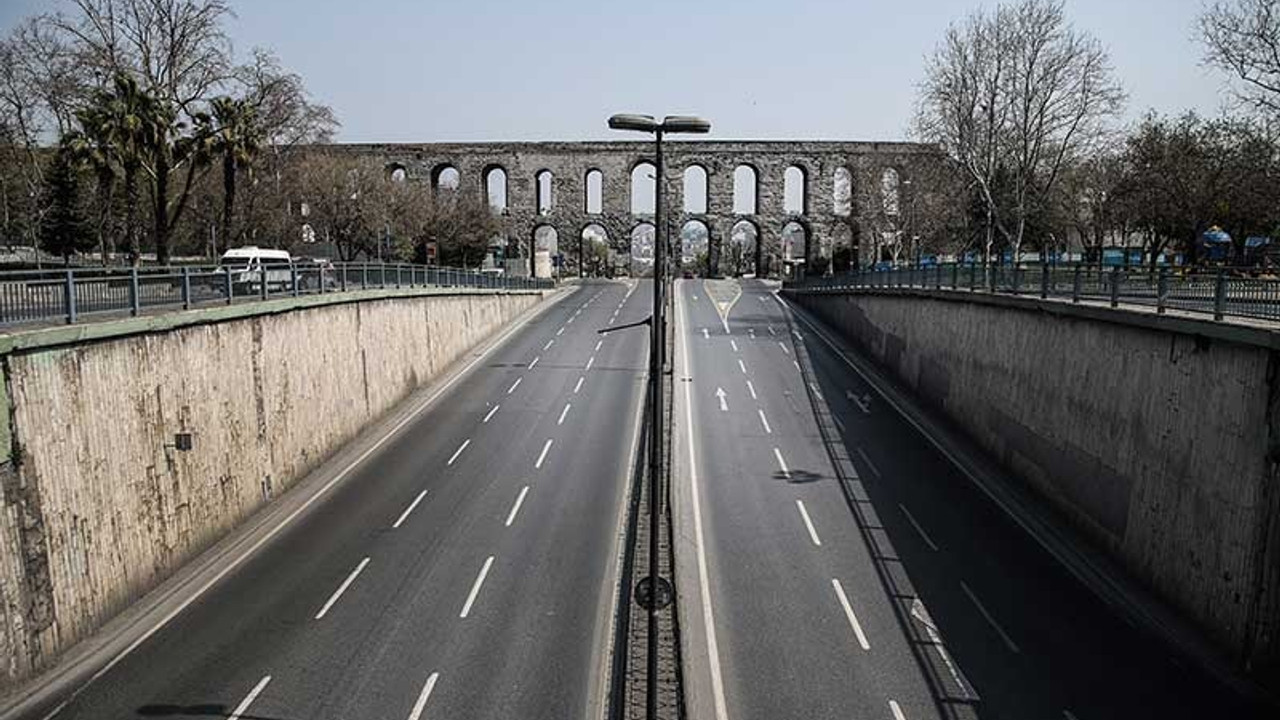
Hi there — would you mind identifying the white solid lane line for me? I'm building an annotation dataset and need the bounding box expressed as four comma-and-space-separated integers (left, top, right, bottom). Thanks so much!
890, 700, 907, 720
558, 402, 572, 425
543, 339, 554, 351
406, 672, 440, 720
447, 439, 471, 466
528, 356, 540, 370
730, 340, 739, 352
315, 557, 370, 620
574, 376, 585, 394
746, 380, 757, 400
900, 503, 940, 551
392, 490, 428, 529
757, 408, 772, 434
535, 439, 554, 469
737, 359, 747, 374
832, 578, 872, 650
960, 581, 1021, 653
505, 486, 530, 527
507, 377, 522, 394
796, 500, 822, 546
773, 447, 790, 479
482, 404, 500, 423
595, 339, 604, 351
228, 676, 272, 720
459, 556, 495, 618
856, 447, 881, 478
585, 356, 595, 370
679, 290, 730, 720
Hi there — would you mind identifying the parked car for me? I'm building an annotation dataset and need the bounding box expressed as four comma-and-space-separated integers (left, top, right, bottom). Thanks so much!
294, 257, 336, 291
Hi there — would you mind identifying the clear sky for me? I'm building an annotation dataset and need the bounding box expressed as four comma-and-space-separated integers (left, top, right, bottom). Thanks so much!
1, 0, 1234, 142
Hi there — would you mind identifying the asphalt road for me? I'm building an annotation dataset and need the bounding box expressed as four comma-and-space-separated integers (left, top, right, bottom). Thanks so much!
33, 279, 650, 720
674, 278, 1269, 720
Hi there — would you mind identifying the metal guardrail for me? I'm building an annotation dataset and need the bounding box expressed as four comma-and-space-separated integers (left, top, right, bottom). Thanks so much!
0, 262, 553, 327
788, 263, 1280, 324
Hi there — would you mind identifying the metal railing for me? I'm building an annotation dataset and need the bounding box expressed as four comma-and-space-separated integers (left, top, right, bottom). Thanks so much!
788, 263, 1280, 323
0, 262, 553, 327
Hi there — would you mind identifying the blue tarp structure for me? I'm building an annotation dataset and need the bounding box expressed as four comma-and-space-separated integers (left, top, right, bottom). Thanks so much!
1199, 227, 1233, 262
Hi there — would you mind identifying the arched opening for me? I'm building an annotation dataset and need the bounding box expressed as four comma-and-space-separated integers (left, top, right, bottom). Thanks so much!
585, 169, 604, 214
683, 165, 708, 214
784, 166, 806, 215
485, 166, 508, 213
881, 168, 900, 216
388, 164, 407, 183
680, 220, 709, 275
733, 165, 757, 215
833, 167, 853, 217
831, 222, 854, 272
630, 222, 655, 277
536, 170, 554, 215
631, 162, 656, 216
727, 220, 758, 277
533, 225, 559, 279
580, 223, 609, 277
782, 221, 807, 278
433, 165, 460, 192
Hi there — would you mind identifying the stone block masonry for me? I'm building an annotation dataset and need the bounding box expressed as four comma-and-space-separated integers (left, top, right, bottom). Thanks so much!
0, 288, 545, 691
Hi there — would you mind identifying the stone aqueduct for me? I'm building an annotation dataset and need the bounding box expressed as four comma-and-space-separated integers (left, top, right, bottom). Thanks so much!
338, 140, 940, 276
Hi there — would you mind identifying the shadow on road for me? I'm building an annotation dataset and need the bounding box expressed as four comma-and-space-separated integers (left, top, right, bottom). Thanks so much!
136, 704, 286, 720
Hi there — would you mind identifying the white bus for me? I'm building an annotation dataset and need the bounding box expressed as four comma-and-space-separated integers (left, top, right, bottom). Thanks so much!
217, 247, 294, 294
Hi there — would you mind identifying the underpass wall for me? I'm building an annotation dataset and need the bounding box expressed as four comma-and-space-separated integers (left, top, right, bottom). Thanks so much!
0, 289, 546, 690
786, 288, 1280, 679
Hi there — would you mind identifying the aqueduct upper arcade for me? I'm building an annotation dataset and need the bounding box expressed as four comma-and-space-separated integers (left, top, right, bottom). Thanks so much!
338, 139, 940, 276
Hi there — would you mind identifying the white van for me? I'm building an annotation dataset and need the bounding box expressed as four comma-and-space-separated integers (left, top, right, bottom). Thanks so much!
217, 247, 294, 294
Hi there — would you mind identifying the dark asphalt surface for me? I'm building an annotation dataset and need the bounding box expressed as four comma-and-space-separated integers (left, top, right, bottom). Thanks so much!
35, 279, 650, 720
674, 278, 1269, 720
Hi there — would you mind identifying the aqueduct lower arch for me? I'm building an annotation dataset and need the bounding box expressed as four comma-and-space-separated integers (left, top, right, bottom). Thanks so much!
335, 139, 940, 276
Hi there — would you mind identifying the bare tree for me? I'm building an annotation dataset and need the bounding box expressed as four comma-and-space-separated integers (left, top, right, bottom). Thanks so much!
916, 0, 1124, 262
1201, 0, 1280, 117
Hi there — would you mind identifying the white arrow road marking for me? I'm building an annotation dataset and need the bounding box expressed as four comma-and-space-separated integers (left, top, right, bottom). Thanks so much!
715, 387, 728, 412
847, 390, 871, 414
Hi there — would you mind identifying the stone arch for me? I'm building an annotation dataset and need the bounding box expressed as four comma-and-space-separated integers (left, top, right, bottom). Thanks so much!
881, 167, 900, 216
631, 162, 656, 216
733, 164, 758, 215
783, 165, 806, 215
432, 164, 460, 192
484, 165, 508, 213
387, 163, 408, 183
533, 224, 559, 278
680, 219, 710, 273
585, 168, 604, 214
683, 165, 708, 214
782, 220, 809, 278
727, 219, 759, 277
579, 222, 609, 277
833, 166, 853, 217
629, 221, 655, 276
536, 169, 554, 216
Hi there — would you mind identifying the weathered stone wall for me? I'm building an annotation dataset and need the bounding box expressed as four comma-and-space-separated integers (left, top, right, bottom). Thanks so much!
331, 140, 940, 274
787, 288, 1280, 678
0, 290, 544, 689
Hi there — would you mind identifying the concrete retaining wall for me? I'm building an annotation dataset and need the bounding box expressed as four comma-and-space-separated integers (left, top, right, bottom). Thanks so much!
787, 288, 1280, 677
0, 289, 544, 689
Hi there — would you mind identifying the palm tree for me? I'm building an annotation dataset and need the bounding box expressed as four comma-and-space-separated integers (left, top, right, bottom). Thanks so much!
63, 105, 118, 265
210, 96, 260, 254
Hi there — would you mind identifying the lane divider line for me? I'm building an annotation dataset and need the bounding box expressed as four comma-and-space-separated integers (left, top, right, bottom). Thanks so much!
557, 327, 565, 336
228, 675, 272, 720
543, 339, 554, 351
315, 557, 370, 620
392, 490, 428, 529
528, 356, 540, 370
856, 447, 881, 478
595, 339, 604, 351
900, 503, 940, 552
730, 340, 738, 352
796, 500, 822, 546
737, 359, 747, 374
507, 377, 522, 395
406, 672, 439, 720
505, 486, 530, 527
585, 356, 595, 371
832, 578, 872, 650
758, 409, 772, 434
558, 403, 572, 425
746, 380, 757, 400
960, 581, 1021, 653
778, 341, 790, 355
535, 439, 554, 469
890, 700, 907, 720
773, 447, 790, 479
482, 404, 500, 423
459, 556, 495, 618
574, 376, 585, 394
447, 439, 471, 466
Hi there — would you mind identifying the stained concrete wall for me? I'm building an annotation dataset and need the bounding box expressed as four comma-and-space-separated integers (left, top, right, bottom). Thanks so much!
787, 288, 1280, 678
0, 289, 544, 689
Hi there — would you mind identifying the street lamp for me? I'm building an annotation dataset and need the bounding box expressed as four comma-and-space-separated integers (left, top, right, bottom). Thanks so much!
607, 112, 709, 720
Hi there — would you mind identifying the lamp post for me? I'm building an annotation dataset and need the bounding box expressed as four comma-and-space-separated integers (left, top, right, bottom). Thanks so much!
607, 112, 709, 720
